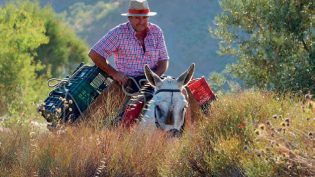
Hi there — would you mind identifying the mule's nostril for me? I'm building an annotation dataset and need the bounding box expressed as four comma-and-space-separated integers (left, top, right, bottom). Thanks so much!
168, 129, 182, 137
165, 110, 174, 125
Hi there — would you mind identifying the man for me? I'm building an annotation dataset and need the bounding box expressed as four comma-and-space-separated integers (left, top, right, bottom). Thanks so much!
87, 0, 169, 123
89, 0, 169, 88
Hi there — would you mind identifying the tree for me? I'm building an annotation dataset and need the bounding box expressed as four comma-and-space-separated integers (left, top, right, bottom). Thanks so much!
0, 0, 90, 117
212, 0, 314, 93
34, 4, 89, 77
0, 1, 49, 115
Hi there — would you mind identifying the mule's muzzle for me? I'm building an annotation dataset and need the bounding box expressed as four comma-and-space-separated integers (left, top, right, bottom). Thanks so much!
168, 129, 182, 137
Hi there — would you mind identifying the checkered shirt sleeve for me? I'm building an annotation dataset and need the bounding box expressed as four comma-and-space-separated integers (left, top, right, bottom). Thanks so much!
157, 29, 169, 61
91, 28, 119, 59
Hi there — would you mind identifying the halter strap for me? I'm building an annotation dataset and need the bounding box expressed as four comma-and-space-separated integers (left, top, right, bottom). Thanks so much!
154, 89, 181, 95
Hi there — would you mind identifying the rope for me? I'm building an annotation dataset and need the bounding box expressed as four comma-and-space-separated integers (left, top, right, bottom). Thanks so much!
46, 65, 86, 120
47, 78, 69, 88
121, 77, 154, 104
121, 77, 147, 97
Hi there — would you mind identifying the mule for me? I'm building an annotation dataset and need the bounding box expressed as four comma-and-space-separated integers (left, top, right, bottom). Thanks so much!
140, 63, 195, 136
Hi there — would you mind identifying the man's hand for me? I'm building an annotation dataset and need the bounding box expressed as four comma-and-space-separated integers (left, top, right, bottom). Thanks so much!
112, 71, 129, 85
153, 60, 169, 76
89, 50, 129, 85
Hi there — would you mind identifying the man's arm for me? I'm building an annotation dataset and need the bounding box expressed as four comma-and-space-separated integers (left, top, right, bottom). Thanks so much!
153, 60, 169, 76
154, 27, 169, 77
89, 49, 128, 85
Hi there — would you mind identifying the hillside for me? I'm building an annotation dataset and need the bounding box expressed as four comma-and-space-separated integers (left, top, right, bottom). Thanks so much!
1, 0, 234, 77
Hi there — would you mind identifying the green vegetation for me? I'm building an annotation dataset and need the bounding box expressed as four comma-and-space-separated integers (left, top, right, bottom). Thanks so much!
212, 0, 314, 93
0, 0, 89, 118
34, 3, 89, 77
0, 1, 49, 117
0, 91, 314, 176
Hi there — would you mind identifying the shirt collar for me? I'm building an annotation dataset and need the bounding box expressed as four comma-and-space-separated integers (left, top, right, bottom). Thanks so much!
127, 22, 152, 36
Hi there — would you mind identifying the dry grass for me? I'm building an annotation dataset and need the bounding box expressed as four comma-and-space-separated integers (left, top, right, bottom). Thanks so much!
160, 91, 315, 177
0, 90, 314, 177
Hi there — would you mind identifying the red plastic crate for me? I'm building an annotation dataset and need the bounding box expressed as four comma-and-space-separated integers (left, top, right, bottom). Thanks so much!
122, 101, 144, 127
187, 77, 216, 105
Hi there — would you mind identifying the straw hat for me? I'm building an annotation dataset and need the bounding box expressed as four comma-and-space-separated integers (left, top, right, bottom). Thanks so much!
121, 0, 157, 17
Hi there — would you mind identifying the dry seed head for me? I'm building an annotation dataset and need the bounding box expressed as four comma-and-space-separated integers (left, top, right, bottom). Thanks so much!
309, 132, 313, 137
266, 120, 272, 126
256, 152, 262, 158
284, 118, 290, 123
282, 128, 286, 134
287, 165, 292, 170
272, 114, 278, 119
281, 122, 286, 127
259, 124, 265, 130
255, 129, 260, 135
243, 145, 249, 151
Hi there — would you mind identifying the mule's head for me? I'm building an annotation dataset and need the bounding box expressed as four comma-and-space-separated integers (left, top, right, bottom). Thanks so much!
144, 64, 195, 136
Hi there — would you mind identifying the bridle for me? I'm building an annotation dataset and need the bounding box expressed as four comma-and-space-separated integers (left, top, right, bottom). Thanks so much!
154, 89, 181, 95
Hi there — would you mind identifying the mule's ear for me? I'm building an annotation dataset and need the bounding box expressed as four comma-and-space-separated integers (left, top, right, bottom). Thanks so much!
144, 64, 162, 87
177, 63, 195, 87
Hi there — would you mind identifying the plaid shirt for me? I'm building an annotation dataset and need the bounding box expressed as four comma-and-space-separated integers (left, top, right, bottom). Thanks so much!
92, 22, 169, 76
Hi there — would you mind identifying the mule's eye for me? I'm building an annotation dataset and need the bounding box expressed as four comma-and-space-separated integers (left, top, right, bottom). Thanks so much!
156, 105, 162, 117
156, 105, 161, 112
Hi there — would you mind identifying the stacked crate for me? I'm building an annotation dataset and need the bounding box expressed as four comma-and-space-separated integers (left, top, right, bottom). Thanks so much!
38, 63, 113, 126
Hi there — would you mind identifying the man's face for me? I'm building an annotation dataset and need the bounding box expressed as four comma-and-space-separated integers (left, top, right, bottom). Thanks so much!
128, 16, 149, 32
